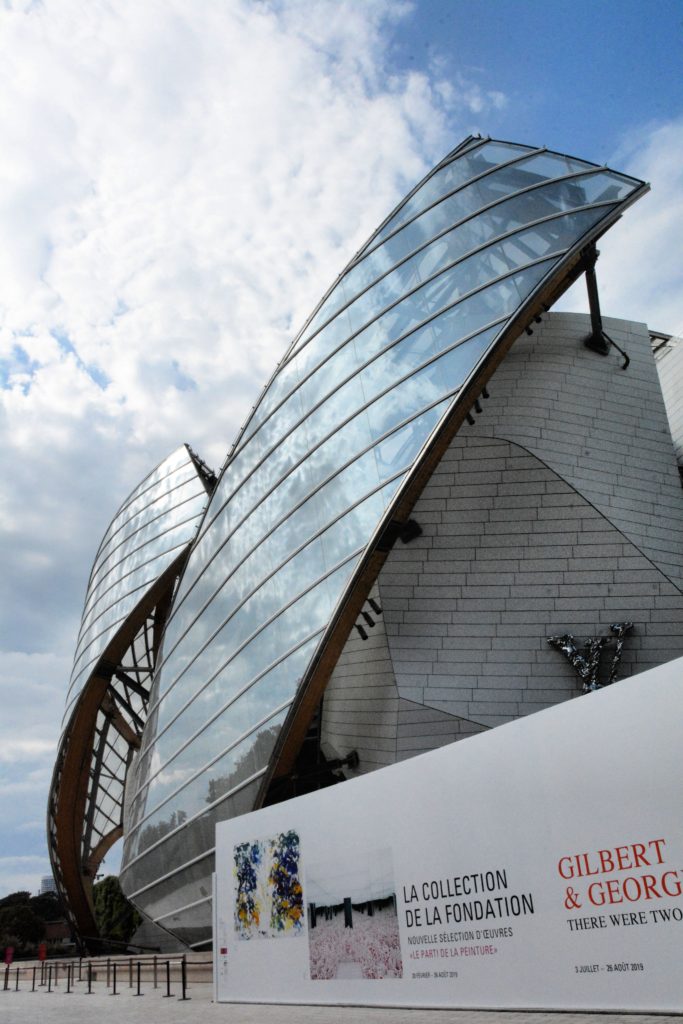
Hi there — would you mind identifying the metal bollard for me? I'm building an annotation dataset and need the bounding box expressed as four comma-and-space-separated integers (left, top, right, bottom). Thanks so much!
15, 967, 19, 991
110, 961, 118, 996
86, 960, 93, 995
178, 954, 190, 1001
55, 961, 58, 986
106, 957, 111, 988
153, 953, 158, 989
78, 956, 82, 982
129, 957, 133, 988
65, 963, 71, 994
32, 966, 36, 992
3, 965, 8, 991
134, 960, 143, 997
47, 965, 52, 993
163, 959, 172, 997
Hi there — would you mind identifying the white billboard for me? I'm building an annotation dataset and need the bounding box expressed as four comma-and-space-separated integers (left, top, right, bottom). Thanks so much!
215, 658, 683, 1011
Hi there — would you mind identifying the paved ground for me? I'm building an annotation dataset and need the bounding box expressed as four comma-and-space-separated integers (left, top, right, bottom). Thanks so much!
1, 981, 681, 1024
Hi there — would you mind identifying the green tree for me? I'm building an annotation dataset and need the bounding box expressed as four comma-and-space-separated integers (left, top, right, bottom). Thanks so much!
93, 876, 141, 944
0, 891, 30, 909
29, 891, 64, 922
0, 904, 44, 951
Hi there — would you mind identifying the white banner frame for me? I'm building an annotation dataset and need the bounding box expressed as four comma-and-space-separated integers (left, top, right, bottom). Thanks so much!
215, 658, 683, 1011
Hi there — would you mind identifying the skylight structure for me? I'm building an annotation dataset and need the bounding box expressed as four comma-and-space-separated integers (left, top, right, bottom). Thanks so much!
112, 137, 647, 948
48, 445, 213, 941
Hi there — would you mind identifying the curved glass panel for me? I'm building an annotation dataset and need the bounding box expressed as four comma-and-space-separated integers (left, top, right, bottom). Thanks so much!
93, 451, 197, 566
231, 166, 629, 461
86, 490, 206, 602
126, 635, 321, 836
62, 447, 209, 720
120, 139, 646, 944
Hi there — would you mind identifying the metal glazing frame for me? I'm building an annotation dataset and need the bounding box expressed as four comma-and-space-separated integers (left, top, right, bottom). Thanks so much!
48, 445, 214, 947
117, 138, 648, 945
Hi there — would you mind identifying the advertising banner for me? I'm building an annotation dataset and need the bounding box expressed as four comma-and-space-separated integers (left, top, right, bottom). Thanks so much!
215, 658, 683, 1011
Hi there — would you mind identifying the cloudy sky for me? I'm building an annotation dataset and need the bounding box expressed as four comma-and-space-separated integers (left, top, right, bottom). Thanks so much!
1, 0, 681, 898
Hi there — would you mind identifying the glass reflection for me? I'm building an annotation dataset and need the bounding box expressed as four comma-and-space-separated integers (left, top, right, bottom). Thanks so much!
144, 264, 557, 724
231, 176, 621, 480
122, 778, 262, 908
127, 635, 321, 832
129, 708, 289, 862
88, 487, 206, 598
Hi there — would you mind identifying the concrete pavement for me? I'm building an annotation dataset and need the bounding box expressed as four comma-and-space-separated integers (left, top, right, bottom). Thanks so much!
1, 981, 681, 1024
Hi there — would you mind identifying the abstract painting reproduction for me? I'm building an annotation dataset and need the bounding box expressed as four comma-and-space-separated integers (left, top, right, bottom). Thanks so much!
234, 830, 304, 940
306, 846, 403, 979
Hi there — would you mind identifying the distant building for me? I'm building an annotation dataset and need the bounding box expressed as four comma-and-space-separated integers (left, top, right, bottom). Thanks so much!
48, 136, 683, 950
39, 875, 57, 896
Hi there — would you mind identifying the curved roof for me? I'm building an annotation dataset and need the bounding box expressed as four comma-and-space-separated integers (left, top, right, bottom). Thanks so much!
62, 445, 211, 726
48, 445, 211, 944
119, 137, 647, 937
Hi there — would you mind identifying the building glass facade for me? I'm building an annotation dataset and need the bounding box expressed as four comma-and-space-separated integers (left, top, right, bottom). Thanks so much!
48, 445, 211, 941
113, 138, 646, 947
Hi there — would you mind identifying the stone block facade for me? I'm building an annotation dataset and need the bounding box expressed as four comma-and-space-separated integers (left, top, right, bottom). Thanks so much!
321, 313, 683, 768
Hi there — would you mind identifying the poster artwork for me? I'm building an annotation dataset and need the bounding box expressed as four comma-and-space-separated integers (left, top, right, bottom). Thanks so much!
307, 847, 403, 980
216, 659, 683, 1011
234, 829, 304, 940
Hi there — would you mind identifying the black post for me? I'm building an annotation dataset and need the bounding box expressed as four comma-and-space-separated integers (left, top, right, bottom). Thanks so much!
66, 963, 71, 993
343, 897, 353, 928
87, 960, 93, 994
111, 961, 118, 996
78, 957, 82, 982
309, 901, 316, 929
163, 959, 172, 998
3, 965, 8, 991
15, 967, 19, 991
54, 961, 58, 986
106, 957, 110, 988
179, 955, 190, 1001
153, 954, 158, 989
32, 966, 36, 992
48, 965, 52, 993
134, 960, 143, 997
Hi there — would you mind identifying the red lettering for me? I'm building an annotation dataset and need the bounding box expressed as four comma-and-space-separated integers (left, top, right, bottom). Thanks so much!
599, 849, 615, 873
661, 871, 682, 897
580, 852, 600, 877
588, 882, 605, 906
558, 857, 574, 880
559, 839, 668, 884
605, 879, 622, 904
615, 845, 631, 871
622, 876, 642, 902
631, 843, 648, 867
640, 874, 661, 900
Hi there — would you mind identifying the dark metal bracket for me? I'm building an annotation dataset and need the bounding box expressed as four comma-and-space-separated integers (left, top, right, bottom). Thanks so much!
583, 245, 629, 370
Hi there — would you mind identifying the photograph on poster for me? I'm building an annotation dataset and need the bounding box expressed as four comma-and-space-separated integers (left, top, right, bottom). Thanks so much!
234, 829, 304, 940
306, 846, 403, 980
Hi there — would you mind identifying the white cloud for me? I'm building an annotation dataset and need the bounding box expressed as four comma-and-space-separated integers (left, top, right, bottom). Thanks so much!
2, 0, 679, 907
557, 116, 683, 337
0, 856, 52, 899
0, 0, 494, 898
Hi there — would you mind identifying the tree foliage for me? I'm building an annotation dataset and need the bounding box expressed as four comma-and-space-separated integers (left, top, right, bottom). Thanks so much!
0, 904, 44, 951
29, 892, 64, 922
0, 890, 69, 953
0, 891, 30, 909
93, 876, 141, 944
